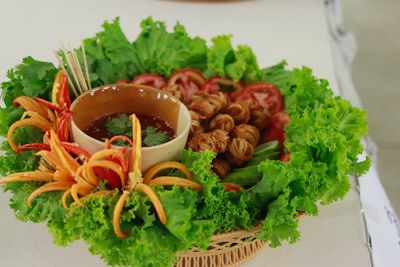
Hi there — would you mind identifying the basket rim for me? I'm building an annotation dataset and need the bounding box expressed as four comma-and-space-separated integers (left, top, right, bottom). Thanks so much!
210, 225, 263, 242
209, 212, 304, 242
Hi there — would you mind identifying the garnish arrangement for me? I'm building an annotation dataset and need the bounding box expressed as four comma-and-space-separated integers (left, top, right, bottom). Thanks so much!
0, 18, 370, 267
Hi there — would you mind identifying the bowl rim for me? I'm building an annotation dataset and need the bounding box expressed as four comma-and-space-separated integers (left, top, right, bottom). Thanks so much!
70, 84, 192, 151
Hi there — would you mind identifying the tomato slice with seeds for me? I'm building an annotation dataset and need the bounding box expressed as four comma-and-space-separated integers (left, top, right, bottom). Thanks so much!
167, 69, 205, 101
230, 82, 283, 114
131, 74, 166, 89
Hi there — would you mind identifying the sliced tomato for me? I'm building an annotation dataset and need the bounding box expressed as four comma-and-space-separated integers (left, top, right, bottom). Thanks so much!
262, 110, 290, 152
262, 126, 285, 144
131, 74, 166, 89
271, 110, 290, 129
230, 82, 283, 114
203, 77, 243, 93
221, 182, 243, 193
167, 69, 205, 101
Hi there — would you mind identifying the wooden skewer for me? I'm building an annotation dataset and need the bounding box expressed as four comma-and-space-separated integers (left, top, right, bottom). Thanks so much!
54, 51, 79, 97
81, 41, 92, 91
56, 42, 92, 96
67, 43, 87, 93
60, 43, 83, 95
70, 46, 88, 92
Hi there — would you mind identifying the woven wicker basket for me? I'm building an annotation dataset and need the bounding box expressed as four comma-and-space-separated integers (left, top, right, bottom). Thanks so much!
176, 226, 265, 267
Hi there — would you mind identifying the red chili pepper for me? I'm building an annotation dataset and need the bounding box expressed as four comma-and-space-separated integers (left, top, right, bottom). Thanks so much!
94, 157, 123, 190
93, 167, 107, 180
221, 182, 243, 193
57, 113, 72, 142
17, 143, 51, 152
91, 141, 127, 189
104, 168, 122, 189
33, 97, 63, 113
110, 155, 129, 173
60, 75, 71, 109
60, 142, 91, 160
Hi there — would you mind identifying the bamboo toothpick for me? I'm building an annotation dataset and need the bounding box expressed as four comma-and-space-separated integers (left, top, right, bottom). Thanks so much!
60, 43, 83, 95
81, 41, 92, 91
70, 45, 88, 92
57, 42, 92, 96
54, 51, 79, 97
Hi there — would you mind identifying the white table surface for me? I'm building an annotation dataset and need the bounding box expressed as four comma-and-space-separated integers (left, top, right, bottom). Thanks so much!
0, 0, 371, 266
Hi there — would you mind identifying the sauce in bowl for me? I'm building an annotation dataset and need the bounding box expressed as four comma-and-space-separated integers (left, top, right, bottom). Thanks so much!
83, 112, 176, 147
71, 84, 191, 171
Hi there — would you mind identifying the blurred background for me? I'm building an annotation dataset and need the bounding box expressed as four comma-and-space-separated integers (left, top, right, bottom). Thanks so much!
342, 0, 400, 214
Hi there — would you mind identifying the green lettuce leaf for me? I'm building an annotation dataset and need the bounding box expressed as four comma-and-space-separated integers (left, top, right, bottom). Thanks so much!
249, 67, 369, 245
55, 192, 167, 266
181, 150, 253, 231
260, 60, 292, 89
205, 35, 261, 82
257, 188, 300, 247
280, 67, 333, 112
157, 186, 215, 249
54, 186, 214, 267
130, 17, 208, 76
82, 17, 137, 86
3, 181, 66, 223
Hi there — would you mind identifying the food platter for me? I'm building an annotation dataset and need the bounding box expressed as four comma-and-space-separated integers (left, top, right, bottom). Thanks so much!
0, 16, 370, 267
